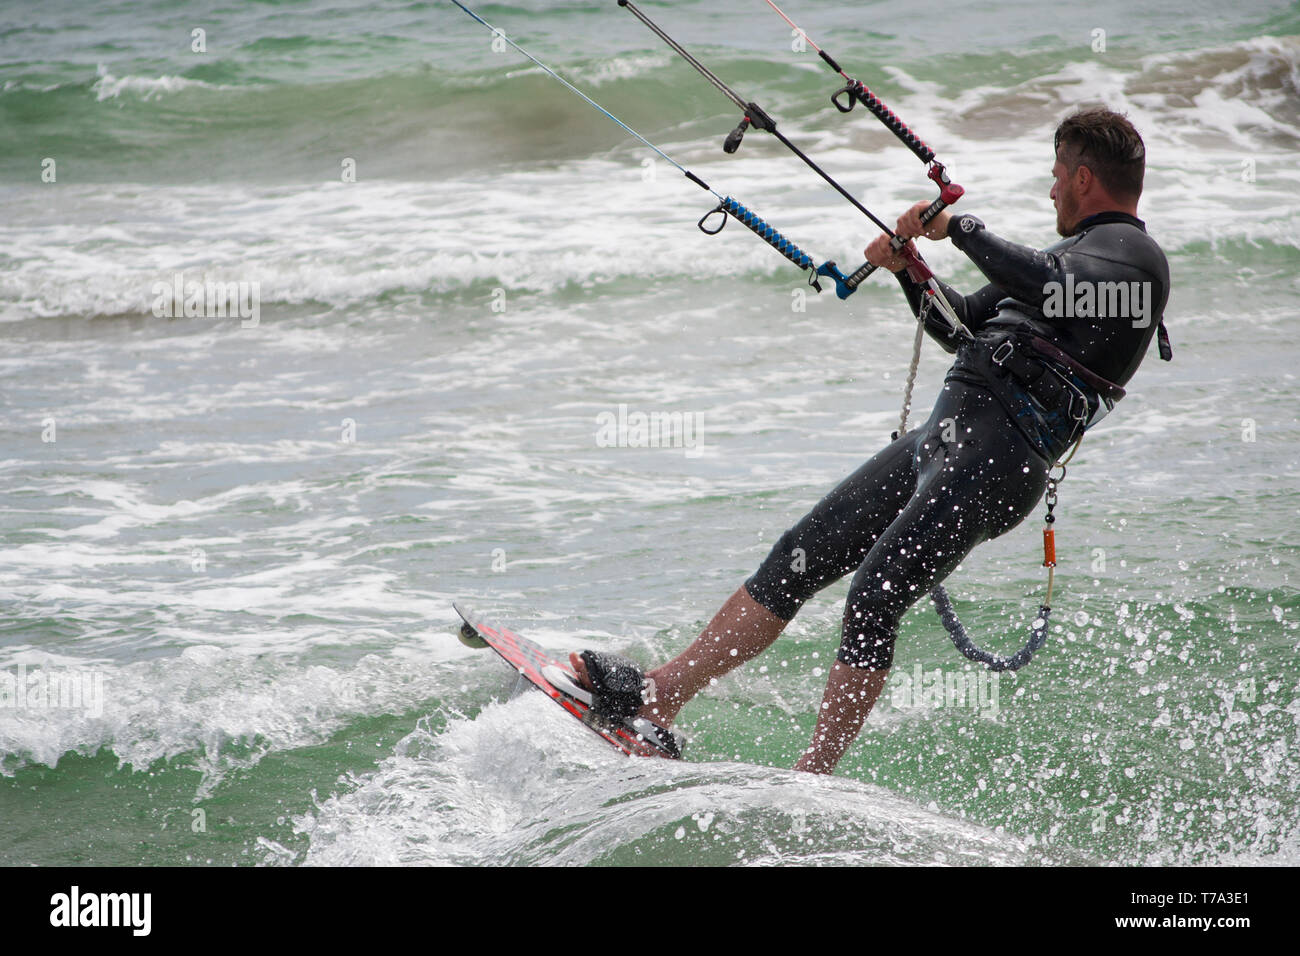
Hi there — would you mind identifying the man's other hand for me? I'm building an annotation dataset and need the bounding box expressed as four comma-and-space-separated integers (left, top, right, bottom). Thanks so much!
864, 233, 912, 273
897, 200, 951, 242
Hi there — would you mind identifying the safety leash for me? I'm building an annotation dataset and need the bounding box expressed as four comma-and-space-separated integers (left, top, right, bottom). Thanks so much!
892, 361, 1071, 672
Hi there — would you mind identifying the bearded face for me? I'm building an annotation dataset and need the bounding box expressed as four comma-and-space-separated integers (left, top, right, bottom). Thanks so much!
1050, 151, 1083, 237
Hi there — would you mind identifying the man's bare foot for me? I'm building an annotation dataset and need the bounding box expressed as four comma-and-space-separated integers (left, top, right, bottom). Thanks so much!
568, 651, 592, 691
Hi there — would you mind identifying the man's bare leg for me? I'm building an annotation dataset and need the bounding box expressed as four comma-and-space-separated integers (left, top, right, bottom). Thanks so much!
569, 584, 787, 727
792, 662, 890, 774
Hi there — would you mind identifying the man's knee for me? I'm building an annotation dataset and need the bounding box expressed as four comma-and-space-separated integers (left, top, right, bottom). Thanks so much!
839, 569, 911, 669
745, 526, 817, 621
836, 631, 895, 670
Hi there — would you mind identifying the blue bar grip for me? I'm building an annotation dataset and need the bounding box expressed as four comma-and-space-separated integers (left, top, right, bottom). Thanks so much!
702, 198, 856, 298
720, 197, 814, 271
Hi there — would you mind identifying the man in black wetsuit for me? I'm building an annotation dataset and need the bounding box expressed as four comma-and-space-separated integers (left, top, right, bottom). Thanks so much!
571, 107, 1171, 773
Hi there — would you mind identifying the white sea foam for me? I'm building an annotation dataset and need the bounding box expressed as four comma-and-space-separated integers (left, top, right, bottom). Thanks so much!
4, 39, 1297, 325
0, 643, 468, 795
290, 691, 1049, 866
90, 64, 234, 101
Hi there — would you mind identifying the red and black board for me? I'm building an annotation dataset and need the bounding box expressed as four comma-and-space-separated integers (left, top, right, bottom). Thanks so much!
452, 602, 670, 758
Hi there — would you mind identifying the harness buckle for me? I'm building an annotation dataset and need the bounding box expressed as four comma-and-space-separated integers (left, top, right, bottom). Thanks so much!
1069, 389, 1090, 423
1048, 367, 1090, 424
991, 340, 1014, 366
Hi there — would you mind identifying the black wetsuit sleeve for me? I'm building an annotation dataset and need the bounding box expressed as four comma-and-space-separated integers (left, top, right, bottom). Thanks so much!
941, 211, 1172, 384
944, 214, 1067, 302
892, 270, 1003, 353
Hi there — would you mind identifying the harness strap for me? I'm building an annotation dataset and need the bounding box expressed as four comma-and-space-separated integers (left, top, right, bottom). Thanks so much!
1026, 336, 1126, 402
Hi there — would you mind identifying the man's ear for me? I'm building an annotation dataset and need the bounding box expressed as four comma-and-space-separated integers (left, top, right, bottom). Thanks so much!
1074, 163, 1095, 193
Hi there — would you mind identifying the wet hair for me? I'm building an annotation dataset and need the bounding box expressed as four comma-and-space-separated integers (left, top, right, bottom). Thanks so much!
1054, 107, 1146, 199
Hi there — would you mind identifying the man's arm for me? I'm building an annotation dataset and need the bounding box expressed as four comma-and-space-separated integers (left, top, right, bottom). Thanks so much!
894, 271, 1002, 353
918, 209, 1164, 323
942, 213, 1073, 307
863, 231, 1002, 353
894, 202, 1069, 311
895, 200, 1172, 380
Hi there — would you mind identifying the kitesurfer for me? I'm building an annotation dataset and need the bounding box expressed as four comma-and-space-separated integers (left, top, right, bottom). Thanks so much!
570, 107, 1171, 773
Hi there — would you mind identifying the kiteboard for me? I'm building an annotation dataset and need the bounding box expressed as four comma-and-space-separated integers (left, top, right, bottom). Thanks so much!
452, 602, 679, 759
